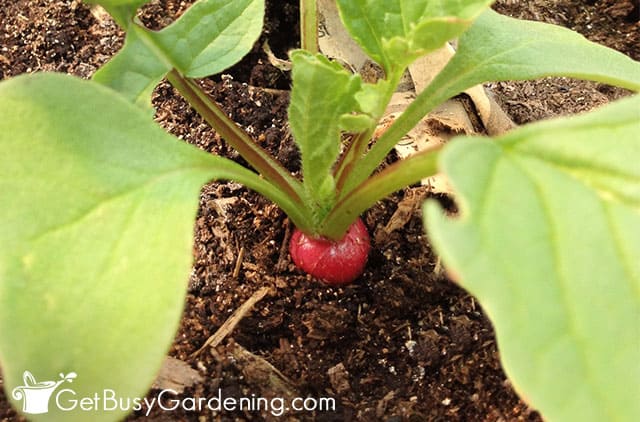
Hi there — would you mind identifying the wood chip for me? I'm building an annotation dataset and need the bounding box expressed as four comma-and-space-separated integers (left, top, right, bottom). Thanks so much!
229, 342, 300, 420
327, 363, 351, 395
152, 356, 203, 394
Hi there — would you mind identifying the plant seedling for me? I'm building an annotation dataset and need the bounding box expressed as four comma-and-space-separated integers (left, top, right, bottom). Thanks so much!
0, 0, 639, 421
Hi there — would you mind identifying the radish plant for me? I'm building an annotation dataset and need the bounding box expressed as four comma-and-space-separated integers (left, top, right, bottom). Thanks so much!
0, 0, 639, 421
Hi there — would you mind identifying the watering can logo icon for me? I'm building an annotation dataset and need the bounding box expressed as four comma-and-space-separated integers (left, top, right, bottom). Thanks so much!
11, 371, 77, 414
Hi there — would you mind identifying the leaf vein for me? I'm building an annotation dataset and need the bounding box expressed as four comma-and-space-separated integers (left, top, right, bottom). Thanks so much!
513, 159, 615, 420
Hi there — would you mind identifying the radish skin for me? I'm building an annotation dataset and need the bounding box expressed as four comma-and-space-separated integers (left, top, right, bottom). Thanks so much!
289, 218, 370, 285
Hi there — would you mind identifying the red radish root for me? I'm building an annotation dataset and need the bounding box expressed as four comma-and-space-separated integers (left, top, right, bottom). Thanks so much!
289, 218, 370, 285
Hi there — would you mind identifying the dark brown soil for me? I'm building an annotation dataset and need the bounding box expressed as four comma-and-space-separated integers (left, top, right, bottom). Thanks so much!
0, 1, 637, 421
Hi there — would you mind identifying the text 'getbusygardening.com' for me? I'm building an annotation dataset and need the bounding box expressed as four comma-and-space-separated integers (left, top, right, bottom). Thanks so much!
54, 387, 336, 417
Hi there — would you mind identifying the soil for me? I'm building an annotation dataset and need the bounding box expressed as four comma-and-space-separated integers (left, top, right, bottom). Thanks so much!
0, 1, 637, 421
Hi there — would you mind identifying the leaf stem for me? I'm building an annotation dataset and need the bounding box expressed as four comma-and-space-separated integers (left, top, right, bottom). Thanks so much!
334, 129, 374, 194
320, 145, 442, 240
204, 156, 315, 234
334, 72, 403, 200
340, 80, 455, 196
300, 0, 318, 53
166, 69, 307, 206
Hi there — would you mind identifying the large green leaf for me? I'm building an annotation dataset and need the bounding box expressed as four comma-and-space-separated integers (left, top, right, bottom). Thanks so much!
431, 9, 640, 97
425, 95, 640, 421
94, 0, 264, 108
0, 73, 281, 421
335, 0, 493, 74
288, 51, 363, 222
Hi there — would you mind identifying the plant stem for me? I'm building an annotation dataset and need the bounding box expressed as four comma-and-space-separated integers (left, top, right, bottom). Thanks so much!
204, 156, 315, 234
334, 129, 373, 194
166, 69, 307, 205
300, 0, 318, 53
339, 80, 456, 196
320, 145, 442, 240
333, 72, 402, 200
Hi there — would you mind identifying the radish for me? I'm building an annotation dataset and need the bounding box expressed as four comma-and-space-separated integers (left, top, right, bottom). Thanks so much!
289, 218, 370, 285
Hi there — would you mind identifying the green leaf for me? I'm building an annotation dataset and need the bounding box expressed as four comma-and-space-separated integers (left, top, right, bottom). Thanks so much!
335, 0, 492, 74
425, 95, 640, 422
288, 51, 363, 221
93, 29, 171, 114
154, 0, 264, 77
339, 113, 375, 133
431, 9, 640, 96
94, 0, 264, 107
0, 73, 285, 421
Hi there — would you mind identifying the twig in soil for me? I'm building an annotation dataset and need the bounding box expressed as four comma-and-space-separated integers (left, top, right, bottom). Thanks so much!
232, 246, 245, 279
247, 84, 289, 97
275, 221, 292, 273
190, 286, 271, 358
262, 41, 291, 72
434, 255, 444, 276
